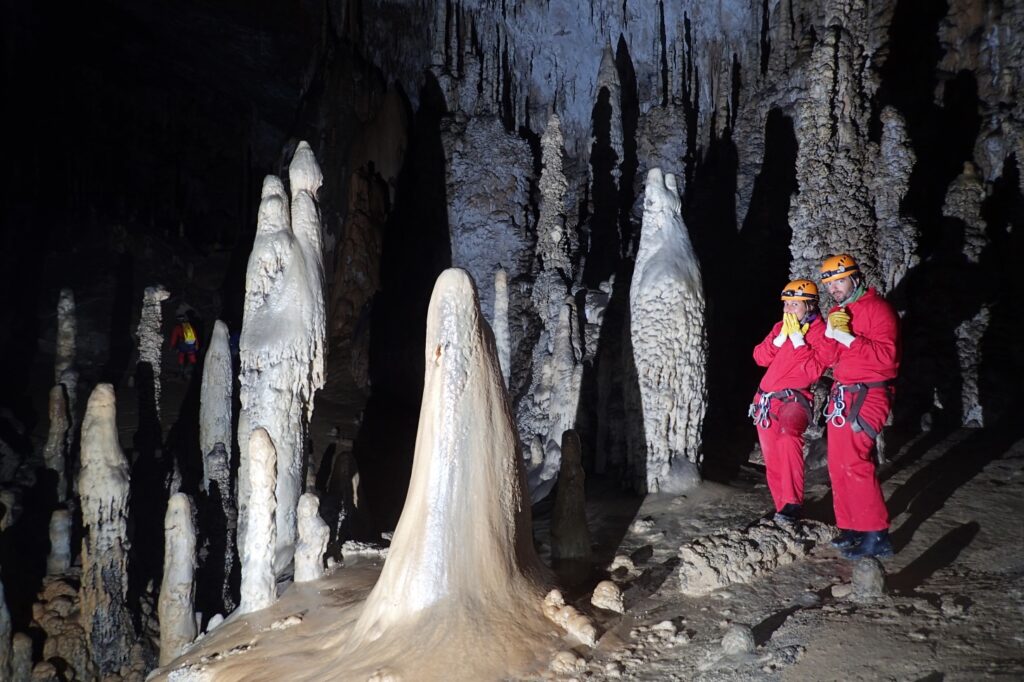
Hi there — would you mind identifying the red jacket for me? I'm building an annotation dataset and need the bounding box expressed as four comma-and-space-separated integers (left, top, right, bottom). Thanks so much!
823, 287, 900, 384
169, 322, 200, 352
753, 316, 829, 394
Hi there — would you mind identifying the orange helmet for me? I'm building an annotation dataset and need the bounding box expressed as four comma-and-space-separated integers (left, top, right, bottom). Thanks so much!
819, 254, 860, 283
780, 279, 818, 301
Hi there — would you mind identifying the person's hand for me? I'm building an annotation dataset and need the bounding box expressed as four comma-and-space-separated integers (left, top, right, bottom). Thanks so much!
828, 309, 851, 334
781, 312, 800, 336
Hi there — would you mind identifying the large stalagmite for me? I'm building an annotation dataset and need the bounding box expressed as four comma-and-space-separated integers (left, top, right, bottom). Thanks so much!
78, 383, 134, 676
629, 169, 706, 494
159, 493, 197, 665
137, 285, 170, 413
200, 320, 233, 491
237, 142, 326, 575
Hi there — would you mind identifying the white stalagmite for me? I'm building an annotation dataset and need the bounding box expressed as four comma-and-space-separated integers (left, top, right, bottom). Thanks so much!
239, 428, 278, 615
200, 320, 233, 491
159, 493, 197, 665
493, 268, 511, 387
237, 142, 326, 575
47, 509, 72, 575
0, 578, 10, 681
42, 384, 70, 501
137, 284, 171, 412
55, 288, 76, 383
294, 493, 329, 583
629, 168, 706, 494
78, 383, 134, 676
345, 268, 551, 664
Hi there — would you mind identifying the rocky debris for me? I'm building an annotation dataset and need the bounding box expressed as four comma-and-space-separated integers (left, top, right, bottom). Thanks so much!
721, 623, 756, 656
33, 576, 94, 681
543, 590, 598, 648
268, 614, 303, 631
852, 558, 887, 601
549, 650, 586, 675
591, 581, 624, 614
630, 620, 690, 647
677, 519, 835, 596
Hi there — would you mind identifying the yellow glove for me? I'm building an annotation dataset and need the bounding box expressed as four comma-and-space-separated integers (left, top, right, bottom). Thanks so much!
781, 312, 800, 336
828, 309, 851, 334
800, 322, 809, 334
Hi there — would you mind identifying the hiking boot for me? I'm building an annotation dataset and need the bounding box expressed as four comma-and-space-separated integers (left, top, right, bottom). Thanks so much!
773, 503, 802, 526
841, 530, 894, 560
830, 529, 863, 549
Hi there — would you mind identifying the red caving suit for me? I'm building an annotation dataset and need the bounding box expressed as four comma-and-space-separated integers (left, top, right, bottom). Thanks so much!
752, 316, 829, 512
821, 287, 901, 532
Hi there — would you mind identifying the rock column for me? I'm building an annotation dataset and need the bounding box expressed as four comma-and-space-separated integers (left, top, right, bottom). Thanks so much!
159, 493, 197, 665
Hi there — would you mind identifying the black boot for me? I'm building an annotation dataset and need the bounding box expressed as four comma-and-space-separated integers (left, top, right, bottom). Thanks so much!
830, 529, 863, 549
773, 503, 802, 526
841, 530, 894, 559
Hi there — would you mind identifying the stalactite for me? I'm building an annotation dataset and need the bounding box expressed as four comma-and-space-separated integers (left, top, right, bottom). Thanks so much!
294, 493, 329, 583
159, 493, 197, 665
78, 383, 134, 676
200, 320, 233, 492
239, 428, 278, 615
629, 168, 705, 494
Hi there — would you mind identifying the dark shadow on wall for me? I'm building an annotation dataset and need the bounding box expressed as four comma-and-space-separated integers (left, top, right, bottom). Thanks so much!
349, 73, 451, 535
682, 120, 739, 480
582, 86, 621, 288
616, 35, 640, 257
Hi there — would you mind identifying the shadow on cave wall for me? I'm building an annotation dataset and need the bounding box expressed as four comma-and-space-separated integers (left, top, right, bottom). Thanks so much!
349, 73, 452, 535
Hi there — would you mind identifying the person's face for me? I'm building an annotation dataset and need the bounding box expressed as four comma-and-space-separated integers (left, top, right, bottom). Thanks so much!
782, 299, 809, 321
826, 276, 855, 303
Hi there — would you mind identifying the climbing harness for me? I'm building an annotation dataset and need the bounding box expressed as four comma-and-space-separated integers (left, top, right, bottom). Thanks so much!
823, 380, 894, 438
749, 388, 813, 429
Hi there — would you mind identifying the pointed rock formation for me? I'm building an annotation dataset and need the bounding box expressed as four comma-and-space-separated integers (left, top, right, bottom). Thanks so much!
239, 428, 278, 615
629, 168, 706, 494
294, 493, 329, 583
159, 493, 197, 665
136, 285, 170, 413
200, 320, 233, 492
46, 509, 72, 575
237, 142, 326, 575
78, 384, 134, 676
42, 384, 70, 501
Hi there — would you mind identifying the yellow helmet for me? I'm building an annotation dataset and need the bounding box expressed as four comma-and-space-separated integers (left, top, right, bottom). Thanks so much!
780, 279, 818, 301
819, 254, 860, 283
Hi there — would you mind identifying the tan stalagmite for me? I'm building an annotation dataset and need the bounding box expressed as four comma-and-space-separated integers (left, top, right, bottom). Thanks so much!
46, 509, 72, 575
159, 493, 198, 664
294, 493, 329, 583
239, 428, 278, 615
78, 383, 134, 676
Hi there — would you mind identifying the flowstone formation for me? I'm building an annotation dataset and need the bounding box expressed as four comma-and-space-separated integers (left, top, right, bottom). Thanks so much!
677, 519, 834, 597
237, 141, 326, 575
199, 320, 233, 491
78, 383, 135, 676
629, 169, 706, 494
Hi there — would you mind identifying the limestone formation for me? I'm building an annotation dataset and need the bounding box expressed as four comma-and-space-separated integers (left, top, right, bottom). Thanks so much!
629, 168, 706, 494
677, 519, 834, 597
239, 428, 278, 615
200, 320, 233, 492
12, 632, 31, 681
159, 493, 197, 665
238, 142, 326, 575
493, 268, 510, 387
550, 430, 591, 563
42, 384, 70, 501
542, 589, 597, 648
78, 383, 134, 676
205, 442, 237, 612
137, 284, 170, 413
35, 577, 92, 681
46, 509, 72, 575
590, 580, 624, 614
55, 288, 76, 383
852, 558, 886, 601
721, 624, 756, 655
294, 493, 329, 583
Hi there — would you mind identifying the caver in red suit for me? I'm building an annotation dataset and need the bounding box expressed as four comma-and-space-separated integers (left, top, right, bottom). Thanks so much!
819, 257, 901, 536
750, 279, 831, 516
